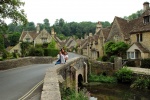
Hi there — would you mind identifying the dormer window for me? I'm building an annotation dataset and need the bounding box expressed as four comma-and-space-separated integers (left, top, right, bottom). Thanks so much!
143, 16, 150, 24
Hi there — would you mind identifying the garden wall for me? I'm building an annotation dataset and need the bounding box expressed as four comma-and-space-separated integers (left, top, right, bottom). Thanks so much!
90, 60, 114, 75
0, 57, 56, 70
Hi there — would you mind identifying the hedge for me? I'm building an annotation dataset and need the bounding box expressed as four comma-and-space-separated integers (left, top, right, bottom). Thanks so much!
141, 58, 150, 69
44, 48, 59, 57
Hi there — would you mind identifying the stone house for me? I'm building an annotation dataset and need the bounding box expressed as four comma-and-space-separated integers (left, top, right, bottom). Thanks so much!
65, 37, 77, 51
127, 2, 150, 59
107, 16, 130, 43
7, 26, 61, 54
98, 27, 110, 57
86, 22, 111, 60
77, 39, 87, 55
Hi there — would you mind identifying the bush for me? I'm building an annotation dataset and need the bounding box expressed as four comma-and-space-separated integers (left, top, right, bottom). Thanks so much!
101, 55, 109, 62
2, 50, 8, 59
115, 67, 133, 83
0, 56, 3, 61
125, 60, 136, 67
147, 79, 150, 89
44, 48, 59, 57
12, 52, 18, 58
141, 58, 150, 69
109, 55, 116, 63
61, 87, 88, 100
97, 57, 102, 61
29, 47, 44, 56
88, 74, 117, 83
131, 77, 150, 90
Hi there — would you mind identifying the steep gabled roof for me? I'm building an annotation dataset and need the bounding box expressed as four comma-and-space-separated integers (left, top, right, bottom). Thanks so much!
134, 42, 149, 53
90, 35, 99, 43
130, 9, 150, 33
100, 27, 110, 40
19, 31, 38, 41
115, 16, 128, 36
81, 39, 88, 49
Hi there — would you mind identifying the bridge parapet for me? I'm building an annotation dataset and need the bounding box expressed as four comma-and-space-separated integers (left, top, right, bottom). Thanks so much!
41, 57, 88, 100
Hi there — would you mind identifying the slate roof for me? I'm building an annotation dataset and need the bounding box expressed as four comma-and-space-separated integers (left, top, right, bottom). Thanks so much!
20, 31, 38, 41
130, 9, 150, 33
101, 27, 110, 40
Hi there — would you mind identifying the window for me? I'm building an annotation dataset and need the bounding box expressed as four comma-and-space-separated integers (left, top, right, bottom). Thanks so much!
14, 50, 18, 53
136, 33, 142, 42
140, 34, 142, 41
114, 35, 119, 42
130, 52, 134, 58
41, 38, 47, 43
127, 52, 135, 59
143, 16, 150, 24
26, 38, 30, 42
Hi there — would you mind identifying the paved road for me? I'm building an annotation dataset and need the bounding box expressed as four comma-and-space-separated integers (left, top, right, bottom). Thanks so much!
0, 52, 82, 100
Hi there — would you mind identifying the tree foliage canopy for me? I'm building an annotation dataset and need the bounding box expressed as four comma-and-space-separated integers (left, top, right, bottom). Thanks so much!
105, 41, 129, 57
0, 0, 28, 33
53, 18, 111, 38
8, 32, 20, 46
123, 10, 143, 20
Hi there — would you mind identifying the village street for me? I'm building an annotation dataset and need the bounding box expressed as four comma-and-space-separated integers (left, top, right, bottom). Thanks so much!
0, 53, 81, 100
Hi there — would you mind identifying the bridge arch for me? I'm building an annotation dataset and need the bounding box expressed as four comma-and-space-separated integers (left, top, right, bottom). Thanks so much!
78, 74, 83, 91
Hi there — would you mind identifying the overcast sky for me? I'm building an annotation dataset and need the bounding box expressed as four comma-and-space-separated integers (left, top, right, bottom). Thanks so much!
21, 0, 148, 25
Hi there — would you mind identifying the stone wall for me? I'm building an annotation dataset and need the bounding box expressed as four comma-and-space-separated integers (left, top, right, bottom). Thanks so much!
90, 60, 114, 75
0, 57, 55, 70
41, 57, 88, 100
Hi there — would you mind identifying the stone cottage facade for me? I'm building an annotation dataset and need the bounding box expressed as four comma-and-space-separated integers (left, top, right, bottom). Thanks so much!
7, 26, 61, 54
127, 2, 150, 59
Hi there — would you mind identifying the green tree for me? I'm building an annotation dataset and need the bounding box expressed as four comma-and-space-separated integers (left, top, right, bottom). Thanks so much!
20, 42, 30, 57
105, 41, 129, 57
7, 23, 17, 33
24, 22, 36, 31
48, 39, 56, 49
101, 21, 111, 28
59, 18, 65, 27
56, 33, 68, 40
0, 34, 4, 51
38, 23, 44, 31
0, 0, 28, 33
123, 9, 143, 20
8, 32, 21, 46
43, 19, 50, 32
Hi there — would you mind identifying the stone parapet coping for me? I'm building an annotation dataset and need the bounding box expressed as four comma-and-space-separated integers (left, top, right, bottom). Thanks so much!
0, 57, 55, 70
41, 57, 85, 100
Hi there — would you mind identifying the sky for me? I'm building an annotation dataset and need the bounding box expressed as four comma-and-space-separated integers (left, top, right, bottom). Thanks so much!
20, 0, 149, 25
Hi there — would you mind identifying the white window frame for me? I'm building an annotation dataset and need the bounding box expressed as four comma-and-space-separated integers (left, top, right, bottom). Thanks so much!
127, 52, 135, 59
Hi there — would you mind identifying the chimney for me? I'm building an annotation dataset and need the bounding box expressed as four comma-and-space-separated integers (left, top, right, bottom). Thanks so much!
89, 33, 93, 37
36, 24, 40, 33
143, 2, 149, 11
95, 21, 102, 34
51, 28, 55, 37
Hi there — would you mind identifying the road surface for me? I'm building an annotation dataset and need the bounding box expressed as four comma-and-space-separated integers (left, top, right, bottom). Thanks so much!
0, 53, 82, 100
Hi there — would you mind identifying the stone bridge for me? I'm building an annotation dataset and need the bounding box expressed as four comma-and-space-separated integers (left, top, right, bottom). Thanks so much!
41, 56, 88, 100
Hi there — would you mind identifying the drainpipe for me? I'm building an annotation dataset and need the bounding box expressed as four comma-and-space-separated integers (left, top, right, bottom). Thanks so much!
84, 62, 88, 83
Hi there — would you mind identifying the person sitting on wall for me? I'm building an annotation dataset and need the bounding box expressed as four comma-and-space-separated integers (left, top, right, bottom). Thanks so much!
55, 49, 65, 65
64, 51, 69, 62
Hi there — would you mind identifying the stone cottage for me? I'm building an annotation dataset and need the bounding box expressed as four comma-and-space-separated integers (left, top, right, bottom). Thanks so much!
127, 2, 150, 59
